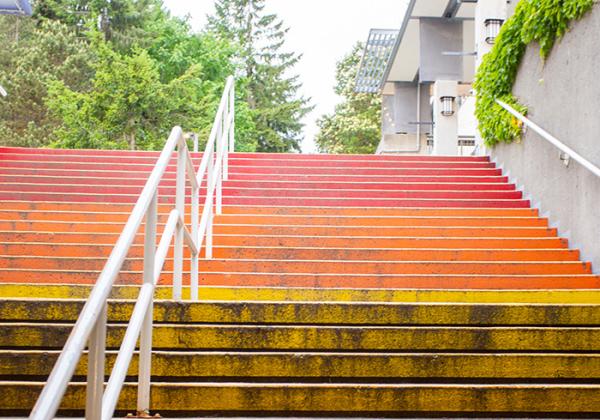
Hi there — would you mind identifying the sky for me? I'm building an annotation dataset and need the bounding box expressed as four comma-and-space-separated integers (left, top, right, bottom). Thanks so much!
162, 0, 408, 153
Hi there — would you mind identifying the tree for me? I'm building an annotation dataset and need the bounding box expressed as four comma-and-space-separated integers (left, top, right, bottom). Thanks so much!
0, 18, 95, 147
33, 0, 166, 51
315, 43, 381, 154
1, 0, 260, 152
208, 0, 311, 152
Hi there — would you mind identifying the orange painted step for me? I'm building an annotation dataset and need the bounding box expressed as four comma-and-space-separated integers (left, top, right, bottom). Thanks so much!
0, 210, 550, 228
0, 257, 591, 275
0, 243, 580, 261
0, 232, 569, 249
0, 269, 599, 289
0, 220, 557, 237
0, 201, 541, 217
213, 225, 558, 238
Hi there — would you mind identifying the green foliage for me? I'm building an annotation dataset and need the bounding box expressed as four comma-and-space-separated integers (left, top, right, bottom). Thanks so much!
1, 0, 261, 152
474, 0, 594, 146
0, 18, 95, 147
208, 0, 312, 152
315, 43, 381, 154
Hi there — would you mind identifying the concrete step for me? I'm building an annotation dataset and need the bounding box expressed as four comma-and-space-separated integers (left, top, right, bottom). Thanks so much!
2, 270, 598, 289
2, 350, 600, 380
1, 381, 599, 415
2, 322, 599, 351
3, 299, 600, 325
0, 243, 579, 261
3, 283, 600, 303
0, 257, 592, 275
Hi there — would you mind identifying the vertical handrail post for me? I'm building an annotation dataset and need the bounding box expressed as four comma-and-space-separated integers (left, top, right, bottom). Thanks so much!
206, 135, 215, 260
85, 303, 107, 420
173, 139, 186, 300
137, 192, 157, 414
223, 92, 230, 182
191, 179, 199, 300
216, 130, 223, 216
229, 79, 235, 158
193, 133, 198, 153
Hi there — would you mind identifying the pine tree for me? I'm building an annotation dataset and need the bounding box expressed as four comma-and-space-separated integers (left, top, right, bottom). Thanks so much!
208, 0, 311, 152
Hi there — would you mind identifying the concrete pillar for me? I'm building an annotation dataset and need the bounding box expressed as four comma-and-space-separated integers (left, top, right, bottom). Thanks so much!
432, 80, 458, 156
475, 0, 507, 68
474, 0, 508, 153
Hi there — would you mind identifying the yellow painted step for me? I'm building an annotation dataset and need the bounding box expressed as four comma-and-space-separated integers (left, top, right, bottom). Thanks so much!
2, 323, 600, 351
1, 382, 600, 414
2, 283, 600, 303
2, 298, 600, 326
2, 350, 600, 380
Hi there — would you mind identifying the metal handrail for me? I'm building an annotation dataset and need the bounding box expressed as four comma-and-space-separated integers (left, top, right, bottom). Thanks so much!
496, 99, 600, 178
29, 75, 235, 420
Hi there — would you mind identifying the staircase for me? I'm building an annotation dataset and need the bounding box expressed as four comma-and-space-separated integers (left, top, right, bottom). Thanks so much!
1, 146, 600, 416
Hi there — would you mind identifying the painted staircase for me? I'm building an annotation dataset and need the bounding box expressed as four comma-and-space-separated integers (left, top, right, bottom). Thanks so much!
0, 146, 600, 416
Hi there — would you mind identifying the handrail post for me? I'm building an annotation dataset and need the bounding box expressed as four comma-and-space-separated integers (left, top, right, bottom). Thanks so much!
223, 93, 230, 183
206, 141, 215, 260
216, 132, 223, 216
191, 179, 199, 300
137, 192, 157, 415
173, 139, 186, 300
193, 133, 198, 153
85, 303, 107, 420
229, 79, 235, 156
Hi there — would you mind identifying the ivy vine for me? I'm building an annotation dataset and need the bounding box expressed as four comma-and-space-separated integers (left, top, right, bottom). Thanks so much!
474, 0, 594, 147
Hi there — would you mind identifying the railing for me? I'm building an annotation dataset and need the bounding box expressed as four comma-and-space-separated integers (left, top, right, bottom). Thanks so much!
29, 75, 235, 420
496, 99, 600, 178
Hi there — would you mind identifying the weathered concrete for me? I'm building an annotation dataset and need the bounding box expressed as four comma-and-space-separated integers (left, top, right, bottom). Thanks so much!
490, 5, 600, 271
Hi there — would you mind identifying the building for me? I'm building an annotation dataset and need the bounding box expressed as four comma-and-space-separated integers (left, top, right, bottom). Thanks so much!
356, 0, 516, 155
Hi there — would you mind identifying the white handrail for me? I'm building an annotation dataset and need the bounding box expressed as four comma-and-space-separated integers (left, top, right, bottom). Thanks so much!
29, 76, 235, 420
496, 99, 600, 178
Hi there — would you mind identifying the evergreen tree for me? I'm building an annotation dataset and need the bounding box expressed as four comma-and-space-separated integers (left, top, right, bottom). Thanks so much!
208, 0, 311, 152
315, 43, 381, 154
0, 18, 95, 147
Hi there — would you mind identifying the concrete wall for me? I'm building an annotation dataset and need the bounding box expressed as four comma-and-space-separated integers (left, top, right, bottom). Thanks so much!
489, 5, 600, 269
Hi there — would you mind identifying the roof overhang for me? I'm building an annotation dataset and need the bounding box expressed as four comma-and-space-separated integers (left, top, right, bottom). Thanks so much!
380, 0, 476, 87
0, 0, 32, 16
355, 29, 400, 93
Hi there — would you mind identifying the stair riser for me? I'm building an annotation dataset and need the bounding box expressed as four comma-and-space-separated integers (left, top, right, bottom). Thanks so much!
0, 160, 504, 175
0, 184, 525, 199
2, 351, 599, 380
2, 324, 600, 351
0, 153, 497, 168
0, 211, 549, 227
0, 147, 491, 161
0, 176, 518, 191
2, 300, 599, 325
0, 244, 578, 261
2, 271, 598, 289
2, 382, 600, 414
0, 201, 540, 216
0, 220, 554, 236
0, 233, 568, 249
3, 283, 600, 303
0, 168, 510, 184
0, 258, 590, 275
0, 193, 531, 207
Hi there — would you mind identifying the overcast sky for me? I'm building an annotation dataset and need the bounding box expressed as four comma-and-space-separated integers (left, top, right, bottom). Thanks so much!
163, 0, 408, 153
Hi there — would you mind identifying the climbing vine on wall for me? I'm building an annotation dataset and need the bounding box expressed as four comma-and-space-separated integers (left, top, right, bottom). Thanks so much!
474, 0, 594, 147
